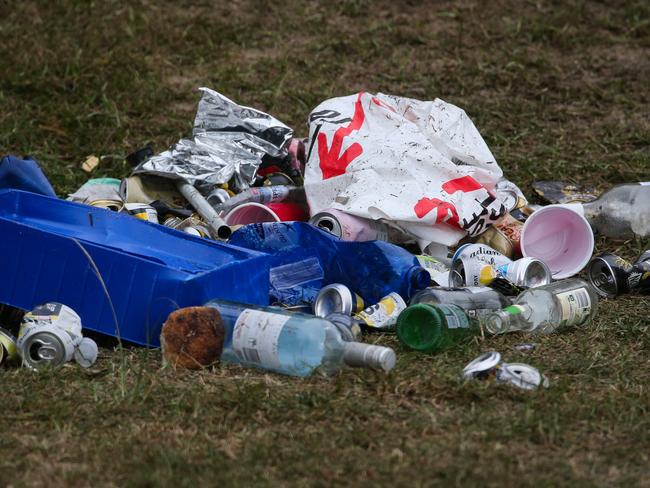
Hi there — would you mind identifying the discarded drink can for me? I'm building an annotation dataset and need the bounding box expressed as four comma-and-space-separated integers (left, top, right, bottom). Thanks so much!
314, 284, 365, 317
497, 363, 549, 390
462, 351, 502, 380
354, 292, 407, 331
17, 303, 98, 370
0, 326, 18, 366
310, 208, 391, 242
473, 214, 523, 259
452, 243, 512, 268
325, 312, 363, 342
123, 202, 158, 223
449, 257, 496, 287
587, 251, 650, 298
481, 258, 551, 288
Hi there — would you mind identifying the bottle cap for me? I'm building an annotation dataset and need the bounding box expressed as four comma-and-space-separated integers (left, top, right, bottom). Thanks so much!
396, 304, 444, 352
342, 342, 396, 372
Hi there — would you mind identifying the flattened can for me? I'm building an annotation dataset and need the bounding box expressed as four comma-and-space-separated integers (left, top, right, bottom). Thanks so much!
0, 326, 18, 366
314, 284, 365, 318
354, 292, 407, 331
123, 203, 158, 223
497, 363, 549, 390
462, 351, 502, 380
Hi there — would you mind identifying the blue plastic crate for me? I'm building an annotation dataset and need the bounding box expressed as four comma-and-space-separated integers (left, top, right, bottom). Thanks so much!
0, 190, 271, 346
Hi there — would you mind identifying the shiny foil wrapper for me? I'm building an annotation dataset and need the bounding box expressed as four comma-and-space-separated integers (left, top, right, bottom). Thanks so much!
134, 87, 293, 192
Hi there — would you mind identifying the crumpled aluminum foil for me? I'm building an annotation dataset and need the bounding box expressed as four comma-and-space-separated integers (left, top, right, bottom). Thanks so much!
133, 87, 293, 192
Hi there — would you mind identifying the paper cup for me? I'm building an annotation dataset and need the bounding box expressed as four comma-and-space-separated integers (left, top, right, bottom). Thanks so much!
223, 202, 280, 225
520, 205, 594, 279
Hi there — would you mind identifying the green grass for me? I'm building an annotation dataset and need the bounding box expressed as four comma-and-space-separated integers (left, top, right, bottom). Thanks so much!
1, 0, 649, 486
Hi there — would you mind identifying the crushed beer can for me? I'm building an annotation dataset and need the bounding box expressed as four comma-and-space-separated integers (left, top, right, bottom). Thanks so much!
314, 284, 365, 318
462, 351, 549, 390
17, 303, 98, 370
0, 326, 18, 366
309, 208, 393, 242
587, 251, 650, 298
452, 243, 512, 268
480, 258, 552, 288
354, 292, 407, 331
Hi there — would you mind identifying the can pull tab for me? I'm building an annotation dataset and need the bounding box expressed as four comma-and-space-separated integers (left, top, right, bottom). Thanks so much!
36, 343, 59, 361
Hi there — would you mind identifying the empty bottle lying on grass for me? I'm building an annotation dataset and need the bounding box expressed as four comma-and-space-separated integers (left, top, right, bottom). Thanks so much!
161, 300, 396, 376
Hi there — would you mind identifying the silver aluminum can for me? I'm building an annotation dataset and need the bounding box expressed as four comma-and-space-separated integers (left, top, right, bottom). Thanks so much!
497, 362, 549, 390
452, 243, 512, 268
314, 284, 364, 317
587, 253, 632, 298
354, 292, 407, 331
494, 258, 551, 288
462, 351, 502, 380
123, 203, 158, 223
17, 324, 76, 370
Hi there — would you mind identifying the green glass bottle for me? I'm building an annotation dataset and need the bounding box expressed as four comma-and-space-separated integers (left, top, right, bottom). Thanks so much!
396, 303, 477, 353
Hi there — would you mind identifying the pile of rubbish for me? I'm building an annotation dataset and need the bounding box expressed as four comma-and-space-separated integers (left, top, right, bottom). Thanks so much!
0, 88, 648, 389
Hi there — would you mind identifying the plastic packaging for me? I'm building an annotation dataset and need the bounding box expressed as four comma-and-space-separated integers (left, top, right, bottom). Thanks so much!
229, 222, 430, 305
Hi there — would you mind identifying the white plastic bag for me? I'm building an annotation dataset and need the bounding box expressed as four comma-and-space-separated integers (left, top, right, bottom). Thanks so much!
304, 92, 509, 248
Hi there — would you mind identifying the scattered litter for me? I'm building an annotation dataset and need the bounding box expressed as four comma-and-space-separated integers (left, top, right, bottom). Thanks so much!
81, 155, 100, 173
462, 351, 549, 390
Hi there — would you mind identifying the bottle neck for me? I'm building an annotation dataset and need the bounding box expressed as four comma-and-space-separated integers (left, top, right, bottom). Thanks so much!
342, 342, 396, 372
485, 304, 531, 334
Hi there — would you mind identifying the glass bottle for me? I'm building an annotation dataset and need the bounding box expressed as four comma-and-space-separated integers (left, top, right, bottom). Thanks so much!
485, 278, 599, 335
410, 286, 512, 320
206, 300, 395, 377
396, 303, 477, 353
576, 183, 650, 239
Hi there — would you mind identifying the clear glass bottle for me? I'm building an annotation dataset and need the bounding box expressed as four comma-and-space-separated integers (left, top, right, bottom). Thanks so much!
485, 278, 599, 335
410, 286, 511, 320
579, 183, 650, 239
206, 300, 395, 377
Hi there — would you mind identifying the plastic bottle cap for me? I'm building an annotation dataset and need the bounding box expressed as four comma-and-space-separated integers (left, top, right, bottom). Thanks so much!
396, 304, 443, 352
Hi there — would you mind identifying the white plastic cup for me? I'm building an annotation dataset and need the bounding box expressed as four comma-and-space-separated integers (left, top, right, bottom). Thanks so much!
223, 202, 281, 226
520, 205, 594, 279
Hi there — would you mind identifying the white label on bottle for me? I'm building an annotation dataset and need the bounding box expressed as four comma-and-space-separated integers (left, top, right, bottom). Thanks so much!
556, 288, 592, 325
356, 292, 406, 330
232, 309, 288, 369
438, 305, 470, 329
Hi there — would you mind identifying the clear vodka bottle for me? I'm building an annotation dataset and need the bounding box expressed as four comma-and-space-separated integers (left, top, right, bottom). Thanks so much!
205, 300, 395, 377
410, 286, 511, 320
485, 279, 599, 335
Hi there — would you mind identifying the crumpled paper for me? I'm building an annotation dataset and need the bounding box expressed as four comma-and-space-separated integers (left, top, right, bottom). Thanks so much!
304, 92, 512, 248
133, 87, 293, 192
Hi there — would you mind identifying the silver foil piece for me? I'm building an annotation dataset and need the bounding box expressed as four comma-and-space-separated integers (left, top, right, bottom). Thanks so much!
133, 88, 293, 192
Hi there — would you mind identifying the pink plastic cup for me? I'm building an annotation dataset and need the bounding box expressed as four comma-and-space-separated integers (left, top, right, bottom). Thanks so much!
520, 205, 594, 279
224, 202, 280, 225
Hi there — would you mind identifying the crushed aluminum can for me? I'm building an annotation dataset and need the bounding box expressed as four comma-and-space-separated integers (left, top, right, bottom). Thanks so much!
314, 284, 365, 318
587, 253, 634, 298
123, 203, 158, 223
309, 208, 392, 242
497, 362, 549, 390
17, 303, 98, 370
354, 292, 407, 331
0, 326, 18, 366
462, 351, 502, 380
473, 214, 523, 259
